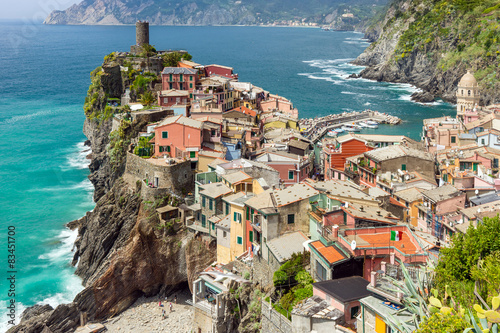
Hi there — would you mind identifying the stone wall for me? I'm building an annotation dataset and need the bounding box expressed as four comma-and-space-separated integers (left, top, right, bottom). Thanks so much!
125, 152, 194, 196
232, 255, 274, 288
261, 300, 292, 333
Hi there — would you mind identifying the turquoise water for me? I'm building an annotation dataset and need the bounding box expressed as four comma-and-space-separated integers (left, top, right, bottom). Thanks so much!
0, 22, 454, 330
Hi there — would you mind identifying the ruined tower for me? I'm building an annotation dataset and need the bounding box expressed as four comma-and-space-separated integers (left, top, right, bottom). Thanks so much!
131, 21, 150, 54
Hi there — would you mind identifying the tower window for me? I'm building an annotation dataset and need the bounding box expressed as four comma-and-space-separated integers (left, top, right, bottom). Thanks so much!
468, 90, 471, 96
461, 89, 464, 96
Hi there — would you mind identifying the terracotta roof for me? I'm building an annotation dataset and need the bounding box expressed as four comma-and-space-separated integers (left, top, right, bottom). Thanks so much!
227, 106, 257, 117
345, 228, 420, 255
394, 187, 423, 203
309, 241, 347, 265
389, 197, 406, 208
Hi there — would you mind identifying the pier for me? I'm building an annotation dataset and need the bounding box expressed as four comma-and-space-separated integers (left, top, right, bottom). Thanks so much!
299, 110, 401, 143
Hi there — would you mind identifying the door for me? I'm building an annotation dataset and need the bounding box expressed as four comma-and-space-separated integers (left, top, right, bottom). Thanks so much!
154, 177, 159, 188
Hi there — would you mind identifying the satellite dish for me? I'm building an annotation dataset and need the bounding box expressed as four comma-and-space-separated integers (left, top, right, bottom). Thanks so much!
475, 189, 479, 195
351, 240, 357, 251
477, 208, 482, 214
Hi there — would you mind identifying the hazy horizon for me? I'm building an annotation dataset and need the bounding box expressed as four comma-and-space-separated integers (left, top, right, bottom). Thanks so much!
1, 0, 80, 20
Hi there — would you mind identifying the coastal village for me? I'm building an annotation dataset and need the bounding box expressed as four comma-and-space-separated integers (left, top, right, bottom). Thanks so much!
77, 22, 500, 333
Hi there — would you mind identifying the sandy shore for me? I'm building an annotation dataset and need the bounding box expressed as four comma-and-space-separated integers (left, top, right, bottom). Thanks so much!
103, 288, 193, 332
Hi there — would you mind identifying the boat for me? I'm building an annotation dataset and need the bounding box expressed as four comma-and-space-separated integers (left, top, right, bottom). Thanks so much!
341, 124, 361, 132
364, 123, 379, 129
357, 121, 370, 128
366, 120, 379, 126
334, 128, 344, 134
327, 130, 337, 137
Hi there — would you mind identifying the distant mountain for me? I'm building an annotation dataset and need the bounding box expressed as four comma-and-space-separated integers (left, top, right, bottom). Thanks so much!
43, 0, 387, 27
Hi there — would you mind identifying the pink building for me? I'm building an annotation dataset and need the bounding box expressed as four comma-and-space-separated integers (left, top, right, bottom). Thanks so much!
260, 96, 299, 119
161, 67, 198, 99
204, 64, 238, 80
157, 89, 189, 107
253, 149, 312, 186
154, 115, 203, 161
313, 276, 372, 327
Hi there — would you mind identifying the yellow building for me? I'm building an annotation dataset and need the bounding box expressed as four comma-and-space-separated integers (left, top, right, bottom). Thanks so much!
223, 192, 254, 261
393, 187, 423, 227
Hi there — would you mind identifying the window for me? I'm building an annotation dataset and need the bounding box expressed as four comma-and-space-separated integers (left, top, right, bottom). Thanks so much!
288, 171, 294, 180
169, 74, 172, 81
162, 131, 168, 139
246, 207, 250, 220
190, 151, 196, 158
159, 146, 164, 152
190, 83, 193, 88
169, 83, 173, 89
338, 172, 341, 180
201, 215, 206, 227
237, 236, 242, 245
481, 139, 486, 145
317, 260, 327, 281
234, 212, 242, 222
179, 74, 183, 82
209, 199, 213, 210
468, 90, 471, 96
166, 146, 171, 152
179, 83, 183, 90
211, 129, 216, 136
190, 93, 193, 99
401, 164, 406, 171
223, 231, 227, 238
350, 306, 359, 319
190, 75, 193, 81
225, 203, 229, 215
451, 136, 456, 144
287, 214, 295, 224
249, 231, 253, 243
202, 196, 206, 207
211, 222, 215, 230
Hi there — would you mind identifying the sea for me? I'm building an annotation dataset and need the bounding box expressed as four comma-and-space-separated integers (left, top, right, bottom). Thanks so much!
0, 21, 455, 331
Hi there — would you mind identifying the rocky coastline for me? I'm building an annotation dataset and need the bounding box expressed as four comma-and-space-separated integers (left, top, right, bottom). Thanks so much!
7, 71, 216, 333
351, 0, 500, 106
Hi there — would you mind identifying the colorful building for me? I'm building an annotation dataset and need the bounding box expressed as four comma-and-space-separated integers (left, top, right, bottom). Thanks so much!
161, 67, 198, 98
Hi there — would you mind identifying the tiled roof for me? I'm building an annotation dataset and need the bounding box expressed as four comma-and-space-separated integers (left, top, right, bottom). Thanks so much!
157, 115, 203, 129
365, 145, 434, 162
267, 232, 308, 263
394, 187, 423, 203
309, 241, 346, 265
307, 180, 376, 202
162, 67, 198, 75
159, 89, 189, 97
272, 183, 319, 207
199, 182, 232, 199
221, 171, 252, 184
345, 228, 420, 255
226, 106, 257, 117
422, 185, 461, 203
292, 295, 343, 320
343, 202, 399, 224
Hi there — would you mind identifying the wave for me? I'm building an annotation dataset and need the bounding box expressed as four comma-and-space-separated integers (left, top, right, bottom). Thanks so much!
27, 178, 94, 193
0, 109, 56, 126
63, 141, 91, 171
340, 91, 377, 98
0, 229, 83, 331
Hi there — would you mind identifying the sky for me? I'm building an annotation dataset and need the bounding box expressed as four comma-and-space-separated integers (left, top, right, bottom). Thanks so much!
0, 0, 80, 20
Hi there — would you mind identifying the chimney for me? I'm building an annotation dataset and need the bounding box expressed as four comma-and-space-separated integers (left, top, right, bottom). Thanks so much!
370, 271, 377, 287
390, 252, 395, 265
332, 224, 339, 239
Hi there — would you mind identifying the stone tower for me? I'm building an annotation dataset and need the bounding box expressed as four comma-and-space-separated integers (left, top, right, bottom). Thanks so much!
130, 21, 150, 54
456, 70, 480, 122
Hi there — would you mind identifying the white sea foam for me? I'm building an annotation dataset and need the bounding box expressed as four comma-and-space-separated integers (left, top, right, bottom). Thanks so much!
0, 109, 56, 125
1, 229, 83, 332
65, 141, 91, 170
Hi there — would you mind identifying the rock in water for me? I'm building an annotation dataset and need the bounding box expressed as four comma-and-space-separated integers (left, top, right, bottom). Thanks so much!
410, 91, 435, 103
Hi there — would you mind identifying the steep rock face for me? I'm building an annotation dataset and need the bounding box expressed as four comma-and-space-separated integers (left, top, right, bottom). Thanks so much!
43, 0, 256, 25
353, 0, 500, 105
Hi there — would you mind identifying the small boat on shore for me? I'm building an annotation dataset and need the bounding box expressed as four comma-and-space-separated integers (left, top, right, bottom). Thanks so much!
342, 124, 361, 132
327, 130, 337, 137
334, 128, 344, 134
359, 121, 378, 129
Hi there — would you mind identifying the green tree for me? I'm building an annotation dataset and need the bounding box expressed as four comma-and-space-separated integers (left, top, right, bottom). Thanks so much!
162, 52, 193, 67
141, 44, 157, 70
140, 91, 156, 107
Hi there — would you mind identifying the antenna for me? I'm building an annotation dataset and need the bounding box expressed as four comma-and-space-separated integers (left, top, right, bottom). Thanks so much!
351, 240, 357, 251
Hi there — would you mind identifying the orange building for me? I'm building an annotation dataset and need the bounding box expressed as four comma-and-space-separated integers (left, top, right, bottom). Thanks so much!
323, 135, 373, 180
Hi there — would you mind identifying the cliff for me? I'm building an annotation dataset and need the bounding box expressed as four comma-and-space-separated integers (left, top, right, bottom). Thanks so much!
8, 57, 215, 333
353, 0, 500, 105
43, 0, 387, 26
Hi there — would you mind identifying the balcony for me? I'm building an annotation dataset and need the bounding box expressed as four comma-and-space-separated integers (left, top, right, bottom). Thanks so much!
186, 218, 210, 234
251, 215, 262, 233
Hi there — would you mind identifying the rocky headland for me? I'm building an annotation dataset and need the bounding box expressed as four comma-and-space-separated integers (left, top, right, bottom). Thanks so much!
7, 54, 217, 333
352, 0, 500, 105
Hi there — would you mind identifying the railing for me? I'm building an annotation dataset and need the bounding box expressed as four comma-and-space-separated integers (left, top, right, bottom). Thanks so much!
261, 300, 292, 333
194, 297, 219, 320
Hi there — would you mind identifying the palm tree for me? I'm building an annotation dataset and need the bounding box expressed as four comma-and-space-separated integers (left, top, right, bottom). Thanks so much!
140, 91, 155, 108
